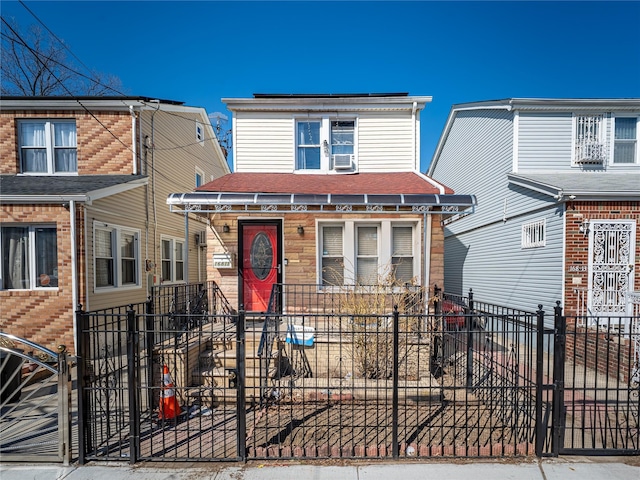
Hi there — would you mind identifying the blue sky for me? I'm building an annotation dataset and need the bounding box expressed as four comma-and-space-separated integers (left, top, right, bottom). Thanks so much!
3, 1, 639, 171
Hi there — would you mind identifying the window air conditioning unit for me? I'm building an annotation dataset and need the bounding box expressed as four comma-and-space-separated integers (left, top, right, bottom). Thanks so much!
195, 230, 207, 246
332, 154, 354, 170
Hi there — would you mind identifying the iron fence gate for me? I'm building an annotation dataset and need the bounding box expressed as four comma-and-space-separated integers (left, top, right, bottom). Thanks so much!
0, 333, 72, 464
75, 282, 639, 463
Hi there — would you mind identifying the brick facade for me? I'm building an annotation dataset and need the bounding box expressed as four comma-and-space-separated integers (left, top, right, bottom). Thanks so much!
564, 201, 640, 316
0, 204, 80, 352
207, 212, 445, 312
0, 110, 132, 175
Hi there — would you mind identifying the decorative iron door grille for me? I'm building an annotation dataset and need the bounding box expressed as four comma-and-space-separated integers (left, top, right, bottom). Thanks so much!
587, 221, 636, 321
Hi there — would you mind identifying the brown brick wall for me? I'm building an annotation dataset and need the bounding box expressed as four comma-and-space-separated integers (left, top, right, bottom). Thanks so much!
0, 110, 133, 174
207, 212, 444, 311
564, 201, 640, 316
0, 204, 80, 353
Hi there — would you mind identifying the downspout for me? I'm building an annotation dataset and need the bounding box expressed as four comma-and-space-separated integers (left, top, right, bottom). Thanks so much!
70, 200, 78, 353
412, 101, 418, 171
184, 212, 189, 287
423, 212, 432, 313
83, 204, 89, 312
150, 101, 160, 280
130, 105, 138, 174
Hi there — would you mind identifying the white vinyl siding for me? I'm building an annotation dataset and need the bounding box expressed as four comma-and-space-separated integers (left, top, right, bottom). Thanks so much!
444, 208, 564, 315
233, 115, 294, 172
518, 113, 573, 171
357, 113, 415, 171
233, 110, 418, 173
432, 109, 515, 234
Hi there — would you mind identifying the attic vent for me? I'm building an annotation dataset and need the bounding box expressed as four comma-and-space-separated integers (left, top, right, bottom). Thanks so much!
332, 154, 354, 170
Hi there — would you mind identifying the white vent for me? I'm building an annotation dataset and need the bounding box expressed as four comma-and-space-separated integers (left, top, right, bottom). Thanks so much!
332, 154, 354, 170
195, 230, 207, 246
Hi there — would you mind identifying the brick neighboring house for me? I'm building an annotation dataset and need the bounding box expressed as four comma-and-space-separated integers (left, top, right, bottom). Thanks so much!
427, 98, 640, 320
167, 93, 475, 312
0, 96, 230, 352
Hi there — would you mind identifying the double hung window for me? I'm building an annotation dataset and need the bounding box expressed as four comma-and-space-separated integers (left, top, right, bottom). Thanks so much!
94, 223, 140, 289
19, 120, 77, 174
296, 118, 356, 171
319, 221, 416, 287
613, 117, 638, 164
161, 237, 185, 283
1, 225, 58, 290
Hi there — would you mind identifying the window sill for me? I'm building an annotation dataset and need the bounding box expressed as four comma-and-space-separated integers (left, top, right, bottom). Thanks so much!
94, 284, 143, 293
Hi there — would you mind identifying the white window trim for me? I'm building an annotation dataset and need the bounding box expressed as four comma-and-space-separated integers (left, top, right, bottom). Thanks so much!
0, 224, 58, 290
317, 219, 419, 288
93, 222, 141, 291
609, 114, 639, 166
160, 235, 186, 284
195, 166, 205, 188
18, 119, 78, 175
521, 219, 546, 249
294, 115, 358, 173
571, 113, 607, 167
195, 120, 205, 145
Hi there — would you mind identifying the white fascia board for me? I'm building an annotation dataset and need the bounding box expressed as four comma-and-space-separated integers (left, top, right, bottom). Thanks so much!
87, 177, 148, 202
507, 174, 561, 198
415, 170, 446, 194
223, 96, 433, 112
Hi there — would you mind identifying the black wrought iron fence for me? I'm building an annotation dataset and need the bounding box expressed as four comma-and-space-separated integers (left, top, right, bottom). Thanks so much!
75, 282, 639, 463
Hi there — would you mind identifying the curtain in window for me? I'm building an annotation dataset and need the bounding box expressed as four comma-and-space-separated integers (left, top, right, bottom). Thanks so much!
20, 123, 47, 172
54, 123, 77, 172
2, 227, 30, 289
331, 121, 354, 155
35, 228, 58, 287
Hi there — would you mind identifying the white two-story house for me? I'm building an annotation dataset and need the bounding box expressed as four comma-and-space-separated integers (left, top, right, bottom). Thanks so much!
167, 93, 476, 313
428, 98, 640, 320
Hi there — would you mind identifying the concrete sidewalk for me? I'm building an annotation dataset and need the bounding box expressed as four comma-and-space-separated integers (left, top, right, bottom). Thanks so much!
1, 458, 638, 480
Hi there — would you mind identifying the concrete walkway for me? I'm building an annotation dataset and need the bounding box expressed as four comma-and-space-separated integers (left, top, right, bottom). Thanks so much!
1, 458, 638, 480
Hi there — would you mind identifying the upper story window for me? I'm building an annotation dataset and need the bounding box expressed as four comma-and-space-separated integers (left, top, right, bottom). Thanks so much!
521, 219, 545, 249
19, 120, 77, 174
573, 115, 606, 165
1, 225, 58, 290
296, 120, 321, 170
195, 167, 204, 188
613, 117, 638, 164
296, 117, 356, 172
195, 120, 204, 145
94, 223, 140, 290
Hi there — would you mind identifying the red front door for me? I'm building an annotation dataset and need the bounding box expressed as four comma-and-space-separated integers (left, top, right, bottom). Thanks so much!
241, 222, 281, 312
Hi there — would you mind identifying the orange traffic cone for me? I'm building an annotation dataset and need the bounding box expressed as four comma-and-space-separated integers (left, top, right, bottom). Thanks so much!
159, 364, 181, 420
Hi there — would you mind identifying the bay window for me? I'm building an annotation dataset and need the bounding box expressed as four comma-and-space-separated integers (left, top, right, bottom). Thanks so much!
1, 225, 58, 290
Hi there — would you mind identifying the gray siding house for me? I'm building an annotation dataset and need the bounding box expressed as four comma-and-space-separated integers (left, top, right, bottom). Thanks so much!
428, 98, 640, 319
